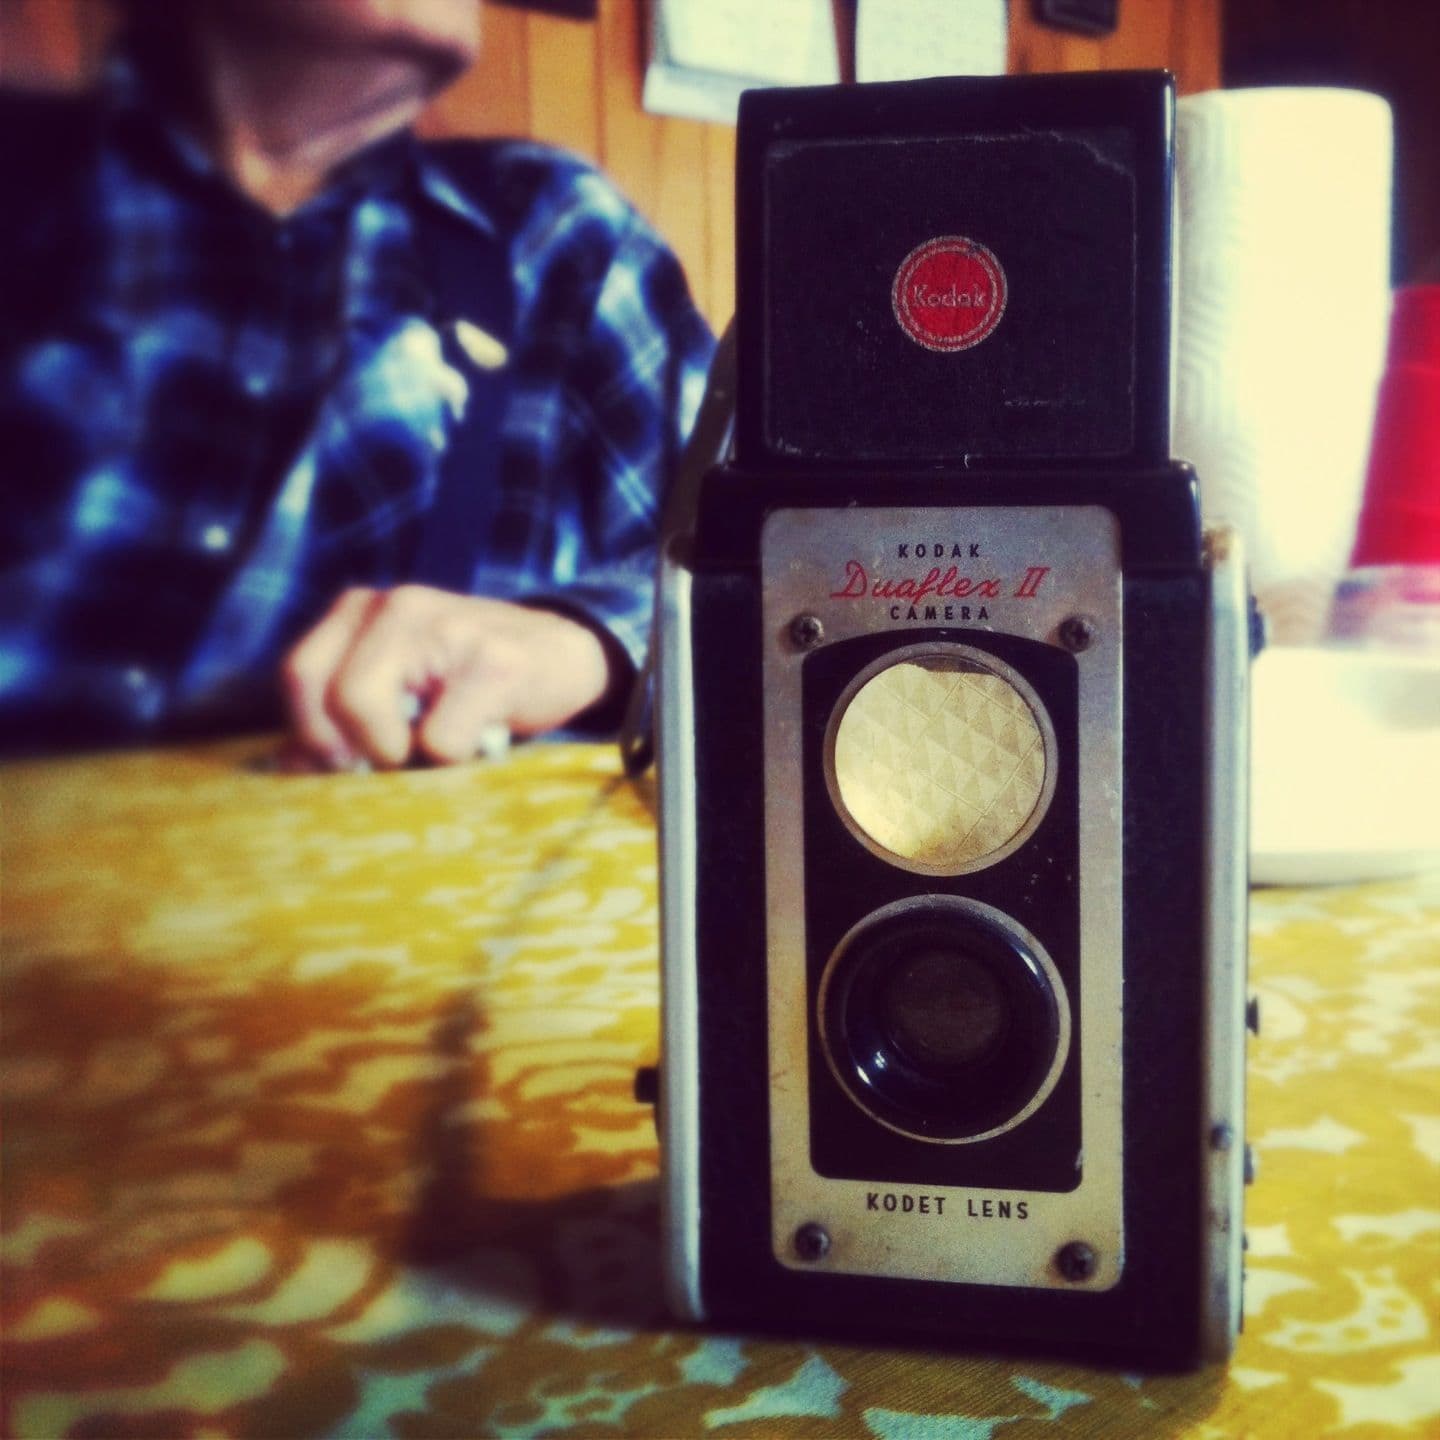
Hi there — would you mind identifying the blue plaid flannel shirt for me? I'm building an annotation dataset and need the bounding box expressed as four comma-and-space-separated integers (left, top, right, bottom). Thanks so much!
0, 54, 714, 751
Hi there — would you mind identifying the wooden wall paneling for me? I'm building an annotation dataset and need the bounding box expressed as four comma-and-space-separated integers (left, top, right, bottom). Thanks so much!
1008, 0, 1221, 95
646, 115, 713, 324
593, 3, 661, 233
593, 0, 712, 322
1009, 2, 1104, 78
1011, 0, 1177, 82
1170, 0, 1222, 94
0, 0, 88, 89
523, 10, 600, 161
1093, 0, 1181, 73
417, 0, 531, 142
703, 124, 737, 327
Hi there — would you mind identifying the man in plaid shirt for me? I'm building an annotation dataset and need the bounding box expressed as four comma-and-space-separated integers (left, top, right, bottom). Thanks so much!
0, 0, 714, 767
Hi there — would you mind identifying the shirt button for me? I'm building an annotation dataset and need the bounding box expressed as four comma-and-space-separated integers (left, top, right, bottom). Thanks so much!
201, 523, 232, 553
122, 666, 163, 723
243, 371, 269, 398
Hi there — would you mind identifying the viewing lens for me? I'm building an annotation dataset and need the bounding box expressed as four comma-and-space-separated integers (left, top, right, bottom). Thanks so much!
829, 652, 1052, 873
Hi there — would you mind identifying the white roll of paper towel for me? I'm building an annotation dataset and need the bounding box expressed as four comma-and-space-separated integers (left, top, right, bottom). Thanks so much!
1174, 89, 1393, 643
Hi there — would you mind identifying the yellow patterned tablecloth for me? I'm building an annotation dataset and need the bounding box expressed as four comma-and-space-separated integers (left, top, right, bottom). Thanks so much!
2, 737, 1438, 1438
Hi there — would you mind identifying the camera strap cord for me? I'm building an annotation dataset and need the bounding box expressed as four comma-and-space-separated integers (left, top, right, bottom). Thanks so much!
620, 321, 737, 777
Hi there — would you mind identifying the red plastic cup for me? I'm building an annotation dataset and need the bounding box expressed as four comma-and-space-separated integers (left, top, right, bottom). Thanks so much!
1351, 285, 1440, 566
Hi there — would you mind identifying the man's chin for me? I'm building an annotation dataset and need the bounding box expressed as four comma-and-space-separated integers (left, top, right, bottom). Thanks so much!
238, 0, 482, 79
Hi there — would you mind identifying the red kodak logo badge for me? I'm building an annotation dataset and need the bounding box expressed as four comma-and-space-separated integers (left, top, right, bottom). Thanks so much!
892, 236, 1008, 352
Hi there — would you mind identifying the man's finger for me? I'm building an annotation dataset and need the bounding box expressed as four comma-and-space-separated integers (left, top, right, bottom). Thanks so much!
281, 588, 379, 765
324, 594, 430, 768
416, 666, 511, 765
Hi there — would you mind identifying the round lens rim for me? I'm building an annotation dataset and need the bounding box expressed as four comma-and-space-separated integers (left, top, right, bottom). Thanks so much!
816, 896, 1071, 1145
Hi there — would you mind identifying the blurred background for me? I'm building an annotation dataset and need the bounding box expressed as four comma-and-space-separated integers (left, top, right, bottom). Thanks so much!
5, 0, 1432, 333
4, 0, 1437, 878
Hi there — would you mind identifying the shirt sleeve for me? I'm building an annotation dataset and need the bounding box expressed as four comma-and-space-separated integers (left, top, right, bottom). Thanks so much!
511, 176, 716, 717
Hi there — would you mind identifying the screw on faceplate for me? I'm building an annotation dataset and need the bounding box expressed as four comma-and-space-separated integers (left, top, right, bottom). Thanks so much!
1057, 615, 1097, 652
1210, 1122, 1235, 1152
1055, 1241, 1098, 1282
793, 1223, 831, 1262
789, 614, 825, 650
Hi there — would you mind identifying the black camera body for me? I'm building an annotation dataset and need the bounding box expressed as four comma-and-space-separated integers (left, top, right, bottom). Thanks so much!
653, 72, 1250, 1368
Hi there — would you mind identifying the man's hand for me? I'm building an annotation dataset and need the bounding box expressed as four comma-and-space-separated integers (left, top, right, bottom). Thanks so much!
280, 585, 614, 769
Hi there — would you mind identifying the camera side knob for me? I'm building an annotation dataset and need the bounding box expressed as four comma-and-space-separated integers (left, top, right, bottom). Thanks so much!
633, 1065, 660, 1139
633, 1065, 659, 1105
1248, 596, 1268, 658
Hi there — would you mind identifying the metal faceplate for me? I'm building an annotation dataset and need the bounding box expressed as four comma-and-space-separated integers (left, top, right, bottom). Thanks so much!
1200, 527, 1250, 1359
655, 544, 704, 1321
761, 505, 1125, 1291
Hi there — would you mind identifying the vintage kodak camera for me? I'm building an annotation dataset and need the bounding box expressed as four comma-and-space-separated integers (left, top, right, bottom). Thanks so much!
650, 72, 1252, 1368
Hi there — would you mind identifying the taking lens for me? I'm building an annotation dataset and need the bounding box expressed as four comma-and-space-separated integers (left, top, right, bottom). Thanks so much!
879, 944, 1010, 1071
817, 897, 1069, 1143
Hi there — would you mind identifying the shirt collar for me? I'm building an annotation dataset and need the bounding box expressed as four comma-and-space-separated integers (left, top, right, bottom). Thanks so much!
413, 150, 499, 240
102, 44, 221, 188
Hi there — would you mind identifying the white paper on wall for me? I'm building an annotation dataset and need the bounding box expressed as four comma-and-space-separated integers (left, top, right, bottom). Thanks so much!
644, 0, 840, 126
856, 0, 1008, 83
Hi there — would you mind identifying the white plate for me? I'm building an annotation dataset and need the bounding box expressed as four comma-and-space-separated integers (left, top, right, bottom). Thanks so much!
1250, 647, 1440, 886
